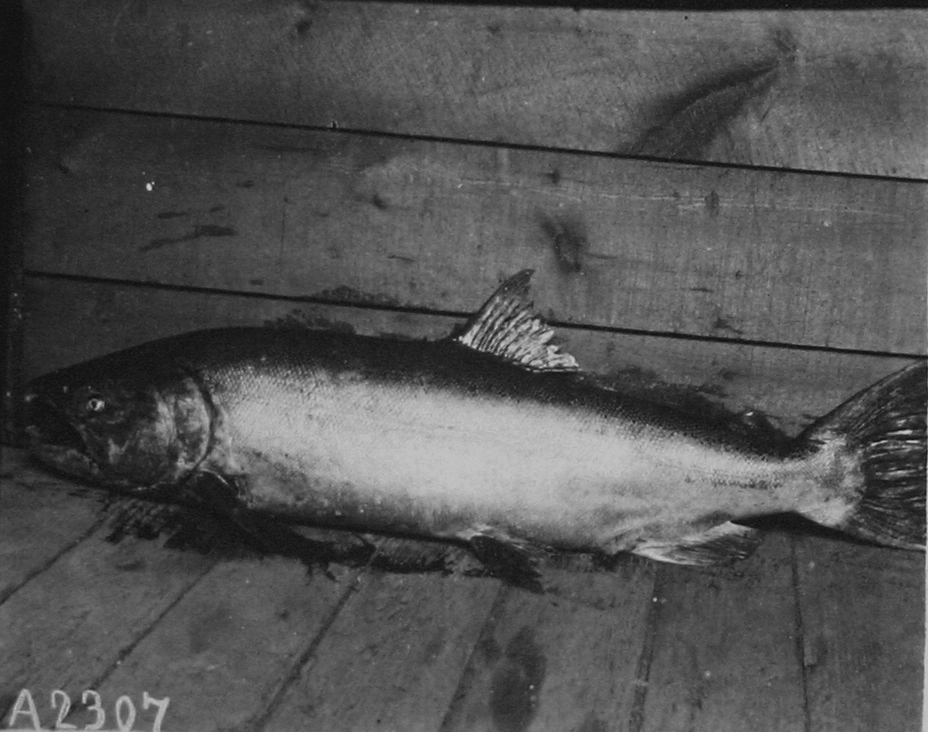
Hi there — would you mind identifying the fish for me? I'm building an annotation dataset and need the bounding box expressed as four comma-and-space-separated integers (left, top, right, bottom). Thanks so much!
23, 271, 927, 573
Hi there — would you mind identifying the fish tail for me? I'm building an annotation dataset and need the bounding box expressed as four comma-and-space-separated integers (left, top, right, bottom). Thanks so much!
798, 361, 926, 549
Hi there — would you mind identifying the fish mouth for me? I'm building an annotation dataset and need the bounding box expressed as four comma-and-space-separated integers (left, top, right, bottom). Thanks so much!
24, 394, 101, 481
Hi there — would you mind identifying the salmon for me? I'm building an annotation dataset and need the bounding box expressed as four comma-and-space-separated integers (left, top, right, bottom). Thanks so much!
24, 272, 926, 569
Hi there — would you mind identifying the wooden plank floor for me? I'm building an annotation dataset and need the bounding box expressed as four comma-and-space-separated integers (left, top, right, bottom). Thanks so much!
1, 447, 923, 732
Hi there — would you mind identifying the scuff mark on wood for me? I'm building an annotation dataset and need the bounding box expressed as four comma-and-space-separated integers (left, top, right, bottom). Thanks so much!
140, 224, 237, 252
312, 285, 402, 308
712, 315, 745, 337
539, 213, 587, 275
294, 18, 313, 38
490, 627, 547, 732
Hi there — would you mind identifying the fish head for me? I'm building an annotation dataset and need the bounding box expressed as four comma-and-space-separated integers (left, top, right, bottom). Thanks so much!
24, 352, 213, 491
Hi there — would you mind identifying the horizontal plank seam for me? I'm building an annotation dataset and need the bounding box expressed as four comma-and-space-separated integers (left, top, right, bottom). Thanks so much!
28, 101, 928, 185
247, 569, 368, 732
23, 271, 928, 361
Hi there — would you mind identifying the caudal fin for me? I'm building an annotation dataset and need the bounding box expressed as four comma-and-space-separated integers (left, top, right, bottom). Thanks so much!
799, 362, 926, 549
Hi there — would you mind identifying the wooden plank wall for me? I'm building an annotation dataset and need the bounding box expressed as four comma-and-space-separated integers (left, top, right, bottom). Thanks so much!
6, 1, 927, 731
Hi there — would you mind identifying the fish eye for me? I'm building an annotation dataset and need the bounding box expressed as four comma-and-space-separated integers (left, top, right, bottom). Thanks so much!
86, 397, 106, 413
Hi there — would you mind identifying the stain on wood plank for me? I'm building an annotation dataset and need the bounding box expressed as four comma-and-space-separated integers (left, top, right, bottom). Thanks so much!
259, 571, 501, 731
440, 559, 656, 732
140, 224, 237, 253
24, 1, 928, 178
23, 109, 928, 354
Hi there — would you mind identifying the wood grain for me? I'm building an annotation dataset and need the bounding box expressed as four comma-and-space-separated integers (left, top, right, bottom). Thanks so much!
24, 276, 920, 439
60, 559, 363, 732
0, 526, 214, 719
439, 560, 656, 732
260, 571, 501, 732
794, 536, 925, 732
637, 534, 806, 732
0, 448, 101, 603
24, 2, 928, 178
23, 109, 928, 354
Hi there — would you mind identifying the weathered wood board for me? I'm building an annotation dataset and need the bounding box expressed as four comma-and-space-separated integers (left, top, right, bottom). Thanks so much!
0, 520, 215, 716
440, 561, 657, 732
637, 535, 806, 732
795, 537, 926, 732
23, 109, 928, 355
24, 1, 928, 178
61, 559, 365, 732
260, 572, 501, 732
0, 449, 102, 604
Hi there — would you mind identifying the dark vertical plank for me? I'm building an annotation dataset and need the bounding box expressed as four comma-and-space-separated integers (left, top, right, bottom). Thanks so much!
440, 559, 656, 732
637, 534, 807, 732
795, 537, 925, 732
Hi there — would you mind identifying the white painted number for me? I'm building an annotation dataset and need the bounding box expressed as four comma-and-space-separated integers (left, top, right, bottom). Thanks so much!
6, 689, 170, 731
114, 696, 136, 732
49, 690, 76, 729
81, 690, 105, 731
142, 692, 170, 732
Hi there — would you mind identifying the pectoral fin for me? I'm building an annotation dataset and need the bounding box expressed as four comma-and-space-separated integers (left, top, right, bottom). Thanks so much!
632, 522, 762, 566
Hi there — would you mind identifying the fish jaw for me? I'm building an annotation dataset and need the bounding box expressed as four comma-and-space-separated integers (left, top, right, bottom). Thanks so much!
24, 393, 106, 483
23, 361, 215, 491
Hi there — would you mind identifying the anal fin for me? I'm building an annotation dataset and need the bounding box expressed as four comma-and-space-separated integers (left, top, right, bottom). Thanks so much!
469, 534, 544, 593
632, 522, 762, 566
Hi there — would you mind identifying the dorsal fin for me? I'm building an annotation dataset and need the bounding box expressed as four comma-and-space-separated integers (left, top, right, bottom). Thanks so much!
453, 270, 579, 372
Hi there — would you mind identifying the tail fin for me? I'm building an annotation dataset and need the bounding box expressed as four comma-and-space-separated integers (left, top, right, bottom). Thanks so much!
799, 362, 926, 550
